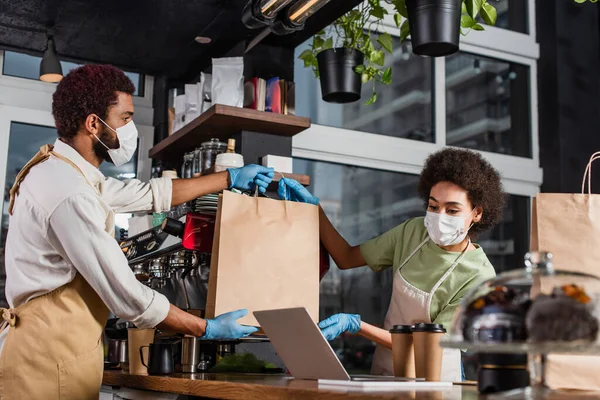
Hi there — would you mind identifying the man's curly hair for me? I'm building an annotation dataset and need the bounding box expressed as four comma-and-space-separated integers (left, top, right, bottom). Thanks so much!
52, 64, 135, 139
417, 148, 506, 238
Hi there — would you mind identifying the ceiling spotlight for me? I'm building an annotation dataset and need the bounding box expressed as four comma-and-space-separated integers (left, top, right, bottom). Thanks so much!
194, 36, 212, 44
242, 0, 296, 29
271, 0, 332, 35
39, 37, 63, 83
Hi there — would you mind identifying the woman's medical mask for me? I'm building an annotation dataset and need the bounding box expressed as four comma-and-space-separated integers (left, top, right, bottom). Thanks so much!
94, 116, 138, 167
424, 209, 475, 246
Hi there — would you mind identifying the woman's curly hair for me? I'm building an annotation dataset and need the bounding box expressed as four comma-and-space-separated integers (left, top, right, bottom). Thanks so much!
417, 148, 506, 238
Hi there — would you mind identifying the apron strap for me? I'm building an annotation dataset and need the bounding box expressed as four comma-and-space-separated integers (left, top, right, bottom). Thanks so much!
426, 238, 471, 316
8, 144, 96, 215
0, 308, 16, 333
398, 237, 429, 271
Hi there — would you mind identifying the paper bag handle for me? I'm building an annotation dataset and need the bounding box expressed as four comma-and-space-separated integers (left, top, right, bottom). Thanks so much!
252, 172, 286, 198
582, 152, 600, 194
252, 172, 289, 217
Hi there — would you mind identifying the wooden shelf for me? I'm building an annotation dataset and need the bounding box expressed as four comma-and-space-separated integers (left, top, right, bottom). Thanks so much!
272, 173, 310, 186
149, 104, 311, 162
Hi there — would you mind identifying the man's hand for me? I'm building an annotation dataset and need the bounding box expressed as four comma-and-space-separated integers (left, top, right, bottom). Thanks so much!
228, 165, 274, 194
202, 309, 259, 340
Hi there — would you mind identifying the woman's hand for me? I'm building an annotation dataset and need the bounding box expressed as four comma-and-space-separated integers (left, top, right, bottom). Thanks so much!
278, 178, 319, 205
318, 313, 361, 340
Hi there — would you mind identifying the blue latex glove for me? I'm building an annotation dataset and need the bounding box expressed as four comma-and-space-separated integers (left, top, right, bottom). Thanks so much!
278, 178, 319, 205
202, 309, 259, 340
228, 165, 275, 194
318, 313, 361, 341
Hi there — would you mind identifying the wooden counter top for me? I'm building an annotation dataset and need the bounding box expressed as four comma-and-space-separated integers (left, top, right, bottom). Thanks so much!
104, 370, 476, 399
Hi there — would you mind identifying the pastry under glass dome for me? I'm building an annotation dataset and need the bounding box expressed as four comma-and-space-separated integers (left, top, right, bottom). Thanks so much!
441, 251, 600, 399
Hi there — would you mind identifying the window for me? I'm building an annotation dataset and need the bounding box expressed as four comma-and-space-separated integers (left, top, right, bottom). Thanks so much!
295, 40, 434, 142
0, 122, 137, 267
446, 52, 531, 157
478, 0, 529, 34
2, 51, 144, 96
478, 195, 530, 273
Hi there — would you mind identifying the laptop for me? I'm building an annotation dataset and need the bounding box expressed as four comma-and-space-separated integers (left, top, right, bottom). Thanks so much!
254, 307, 451, 387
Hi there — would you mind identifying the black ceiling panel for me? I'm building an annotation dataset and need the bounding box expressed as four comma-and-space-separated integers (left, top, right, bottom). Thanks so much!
0, 0, 360, 82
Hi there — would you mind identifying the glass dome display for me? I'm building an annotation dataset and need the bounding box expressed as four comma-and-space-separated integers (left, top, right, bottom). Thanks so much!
442, 251, 600, 399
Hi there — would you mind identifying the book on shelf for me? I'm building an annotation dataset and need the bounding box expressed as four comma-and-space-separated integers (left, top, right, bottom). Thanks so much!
244, 76, 295, 115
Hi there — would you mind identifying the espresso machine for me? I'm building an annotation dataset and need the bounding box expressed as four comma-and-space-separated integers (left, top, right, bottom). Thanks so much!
117, 207, 284, 374
119, 212, 214, 308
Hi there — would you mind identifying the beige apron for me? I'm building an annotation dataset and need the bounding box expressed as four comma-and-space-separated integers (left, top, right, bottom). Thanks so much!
0, 144, 111, 399
371, 237, 465, 382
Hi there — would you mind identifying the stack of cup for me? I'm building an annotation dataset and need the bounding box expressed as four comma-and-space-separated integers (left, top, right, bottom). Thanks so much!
412, 323, 446, 381
390, 325, 415, 378
390, 323, 447, 381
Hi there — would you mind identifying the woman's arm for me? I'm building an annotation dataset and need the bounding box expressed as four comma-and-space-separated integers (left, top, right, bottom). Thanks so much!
319, 314, 392, 349
319, 206, 366, 270
357, 321, 393, 349
278, 179, 367, 270
279, 178, 402, 271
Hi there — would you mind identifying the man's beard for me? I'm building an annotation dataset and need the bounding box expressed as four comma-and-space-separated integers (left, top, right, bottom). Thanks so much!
93, 126, 118, 164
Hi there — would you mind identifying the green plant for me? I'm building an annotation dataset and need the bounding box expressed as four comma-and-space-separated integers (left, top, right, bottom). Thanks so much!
298, 0, 500, 105
298, 0, 395, 105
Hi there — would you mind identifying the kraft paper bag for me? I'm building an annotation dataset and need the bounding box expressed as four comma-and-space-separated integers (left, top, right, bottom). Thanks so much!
206, 190, 319, 327
530, 152, 600, 391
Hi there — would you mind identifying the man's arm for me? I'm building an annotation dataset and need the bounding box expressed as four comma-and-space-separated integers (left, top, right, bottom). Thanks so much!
101, 173, 229, 214
171, 165, 275, 206
158, 304, 207, 336
170, 172, 229, 206
48, 193, 172, 327
48, 193, 257, 339
104, 165, 274, 214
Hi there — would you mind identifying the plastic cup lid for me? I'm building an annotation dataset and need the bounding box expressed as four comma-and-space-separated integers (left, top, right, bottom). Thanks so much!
411, 323, 446, 333
389, 325, 413, 334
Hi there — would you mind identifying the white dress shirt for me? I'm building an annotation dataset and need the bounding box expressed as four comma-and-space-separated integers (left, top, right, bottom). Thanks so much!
0, 139, 173, 353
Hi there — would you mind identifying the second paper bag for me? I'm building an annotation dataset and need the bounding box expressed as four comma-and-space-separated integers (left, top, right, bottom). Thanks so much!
206, 190, 319, 327
530, 152, 600, 391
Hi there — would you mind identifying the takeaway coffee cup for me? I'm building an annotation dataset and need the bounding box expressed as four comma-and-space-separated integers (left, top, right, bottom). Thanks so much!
412, 323, 446, 381
390, 325, 415, 378
128, 328, 155, 375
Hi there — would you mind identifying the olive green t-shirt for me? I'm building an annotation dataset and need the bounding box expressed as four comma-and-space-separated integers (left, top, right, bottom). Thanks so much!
360, 217, 496, 330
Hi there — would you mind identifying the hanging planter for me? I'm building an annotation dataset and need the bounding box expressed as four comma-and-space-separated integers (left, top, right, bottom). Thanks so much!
317, 48, 364, 104
405, 0, 461, 57
298, 0, 499, 105
298, 2, 395, 106
300, 0, 589, 104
